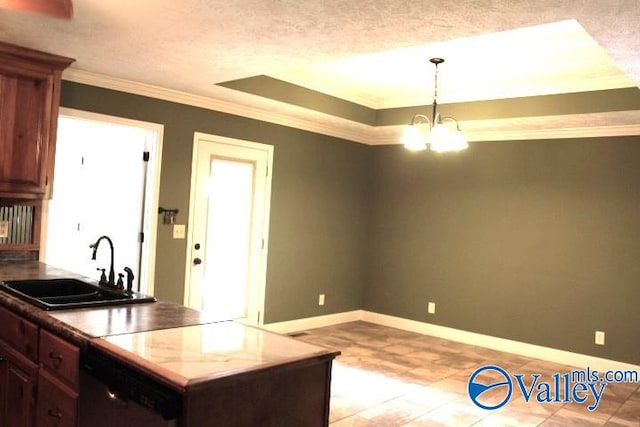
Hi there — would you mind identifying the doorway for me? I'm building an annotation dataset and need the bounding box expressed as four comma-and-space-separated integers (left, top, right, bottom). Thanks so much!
41, 109, 163, 295
184, 133, 273, 325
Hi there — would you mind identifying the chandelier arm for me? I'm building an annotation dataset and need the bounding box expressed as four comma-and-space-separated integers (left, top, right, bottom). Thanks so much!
410, 113, 432, 128
440, 116, 462, 131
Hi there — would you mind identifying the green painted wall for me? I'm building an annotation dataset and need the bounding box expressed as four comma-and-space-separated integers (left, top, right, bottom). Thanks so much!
59, 81, 640, 364
366, 138, 640, 365
60, 81, 369, 323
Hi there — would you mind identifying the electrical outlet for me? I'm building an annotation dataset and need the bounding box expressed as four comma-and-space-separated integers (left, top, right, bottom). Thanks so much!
428, 302, 436, 314
595, 331, 605, 346
173, 224, 186, 239
318, 294, 325, 306
0, 221, 8, 238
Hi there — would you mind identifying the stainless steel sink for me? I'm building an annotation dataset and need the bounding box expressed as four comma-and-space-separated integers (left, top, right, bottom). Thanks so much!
0, 278, 156, 310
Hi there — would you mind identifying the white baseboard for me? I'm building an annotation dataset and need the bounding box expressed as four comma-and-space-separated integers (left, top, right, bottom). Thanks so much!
263, 310, 364, 334
264, 310, 640, 372
362, 311, 640, 373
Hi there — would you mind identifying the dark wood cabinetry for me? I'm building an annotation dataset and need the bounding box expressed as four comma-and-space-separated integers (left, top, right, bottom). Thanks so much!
37, 329, 79, 427
0, 345, 38, 427
0, 42, 74, 199
0, 307, 79, 427
0, 307, 38, 427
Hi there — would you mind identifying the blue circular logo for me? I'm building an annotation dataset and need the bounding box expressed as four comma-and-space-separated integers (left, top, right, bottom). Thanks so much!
468, 365, 513, 410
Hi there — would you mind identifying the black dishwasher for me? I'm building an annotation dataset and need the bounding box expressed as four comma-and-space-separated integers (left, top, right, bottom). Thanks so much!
79, 349, 182, 427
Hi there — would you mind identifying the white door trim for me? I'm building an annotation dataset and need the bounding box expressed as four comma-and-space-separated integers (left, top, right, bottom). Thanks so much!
41, 107, 164, 295
184, 132, 273, 325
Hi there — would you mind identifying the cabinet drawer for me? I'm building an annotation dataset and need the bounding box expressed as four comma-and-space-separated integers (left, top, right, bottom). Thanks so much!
39, 329, 79, 388
0, 306, 38, 361
36, 370, 78, 427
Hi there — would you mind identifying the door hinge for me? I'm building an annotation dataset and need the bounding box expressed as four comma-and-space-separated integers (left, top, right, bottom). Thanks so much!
266, 164, 269, 176
143, 151, 150, 162
257, 311, 261, 324
138, 232, 144, 243
261, 238, 265, 250
81, 156, 85, 165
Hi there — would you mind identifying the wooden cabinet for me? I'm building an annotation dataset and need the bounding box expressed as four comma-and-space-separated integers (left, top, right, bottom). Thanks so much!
0, 307, 79, 427
36, 371, 77, 427
0, 304, 39, 361
0, 333, 38, 427
37, 330, 79, 427
39, 329, 79, 389
0, 42, 74, 199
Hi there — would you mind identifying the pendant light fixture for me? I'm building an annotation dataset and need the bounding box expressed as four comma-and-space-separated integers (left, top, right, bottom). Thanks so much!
401, 58, 468, 152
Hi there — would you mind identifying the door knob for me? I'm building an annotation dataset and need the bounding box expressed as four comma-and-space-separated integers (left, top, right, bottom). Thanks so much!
193, 257, 202, 265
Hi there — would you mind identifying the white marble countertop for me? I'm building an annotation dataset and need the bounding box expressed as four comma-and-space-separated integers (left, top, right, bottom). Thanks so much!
91, 320, 338, 390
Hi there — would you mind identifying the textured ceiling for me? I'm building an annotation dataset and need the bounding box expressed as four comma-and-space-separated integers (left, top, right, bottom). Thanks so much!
274, 20, 635, 108
0, 0, 639, 143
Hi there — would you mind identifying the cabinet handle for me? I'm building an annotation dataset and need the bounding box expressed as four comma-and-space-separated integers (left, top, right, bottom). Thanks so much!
47, 408, 63, 420
49, 351, 64, 365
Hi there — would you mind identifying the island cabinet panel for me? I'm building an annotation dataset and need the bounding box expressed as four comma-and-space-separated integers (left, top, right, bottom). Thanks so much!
0, 305, 38, 361
37, 330, 79, 427
0, 341, 38, 427
36, 371, 77, 427
39, 329, 79, 389
0, 41, 74, 199
183, 357, 334, 427
0, 306, 80, 427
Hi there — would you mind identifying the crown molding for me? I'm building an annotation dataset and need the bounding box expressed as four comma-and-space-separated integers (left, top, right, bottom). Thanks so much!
467, 125, 640, 142
62, 68, 375, 144
62, 69, 640, 146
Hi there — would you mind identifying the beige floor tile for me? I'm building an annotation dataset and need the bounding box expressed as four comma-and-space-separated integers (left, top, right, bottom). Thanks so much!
538, 407, 609, 426
297, 322, 638, 427
406, 400, 487, 426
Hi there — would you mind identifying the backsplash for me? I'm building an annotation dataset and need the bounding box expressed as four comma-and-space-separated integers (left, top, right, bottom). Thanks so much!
0, 204, 36, 246
0, 201, 41, 258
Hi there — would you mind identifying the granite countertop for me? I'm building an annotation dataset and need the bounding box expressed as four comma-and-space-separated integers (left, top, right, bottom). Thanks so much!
0, 261, 213, 348
0, 261, 340, 393
93, 321, 339, 391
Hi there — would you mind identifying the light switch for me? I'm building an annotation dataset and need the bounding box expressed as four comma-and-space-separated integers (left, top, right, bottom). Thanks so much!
173, 224, 186, 239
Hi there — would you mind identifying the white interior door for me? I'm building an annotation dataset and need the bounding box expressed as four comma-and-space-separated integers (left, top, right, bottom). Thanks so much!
185, 133, 273, 325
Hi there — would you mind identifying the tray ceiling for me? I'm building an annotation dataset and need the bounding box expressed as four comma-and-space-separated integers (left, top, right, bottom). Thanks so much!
1, 0, 638, 144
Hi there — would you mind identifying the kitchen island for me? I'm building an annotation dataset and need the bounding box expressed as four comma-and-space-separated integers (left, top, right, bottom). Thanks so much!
0, 261, 339, 426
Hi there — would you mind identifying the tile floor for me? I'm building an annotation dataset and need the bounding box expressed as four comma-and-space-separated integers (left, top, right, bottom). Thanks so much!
296, 321, 639, 426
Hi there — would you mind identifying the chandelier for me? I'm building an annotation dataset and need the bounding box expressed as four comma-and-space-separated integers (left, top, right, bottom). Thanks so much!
401, 58, 468, 152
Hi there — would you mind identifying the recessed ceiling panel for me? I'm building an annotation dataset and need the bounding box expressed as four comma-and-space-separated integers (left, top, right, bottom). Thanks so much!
270, 20, 635, 109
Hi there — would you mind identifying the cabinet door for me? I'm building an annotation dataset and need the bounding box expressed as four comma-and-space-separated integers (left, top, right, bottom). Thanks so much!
0, 355, 7, 426
0, 72, 53, 198
0, 344, 37, 427
5, 364, 35, 427
36, 371, 77, 427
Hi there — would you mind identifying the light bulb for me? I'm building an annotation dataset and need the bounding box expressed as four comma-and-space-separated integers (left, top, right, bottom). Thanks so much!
401, 124, 427, 151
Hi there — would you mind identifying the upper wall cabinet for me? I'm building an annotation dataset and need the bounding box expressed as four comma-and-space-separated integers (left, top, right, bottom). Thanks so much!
0, 42, 74, 199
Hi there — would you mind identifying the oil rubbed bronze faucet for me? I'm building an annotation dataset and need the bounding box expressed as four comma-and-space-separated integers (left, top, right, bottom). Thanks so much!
89, 235, 116, 288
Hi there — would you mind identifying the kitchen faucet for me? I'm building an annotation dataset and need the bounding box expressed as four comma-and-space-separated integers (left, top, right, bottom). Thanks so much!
89, 235, 116, 288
